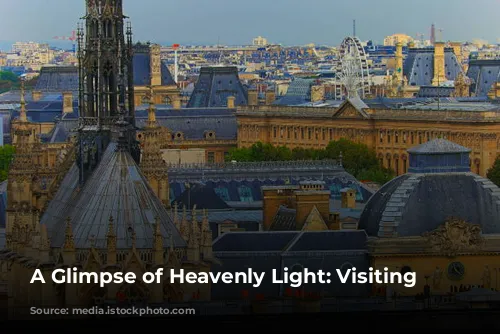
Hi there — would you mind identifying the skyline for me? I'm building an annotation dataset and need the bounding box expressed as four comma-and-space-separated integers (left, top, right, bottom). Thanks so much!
0, 0, 499, 47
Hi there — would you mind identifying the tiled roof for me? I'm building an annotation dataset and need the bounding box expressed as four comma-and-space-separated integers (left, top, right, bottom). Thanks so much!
407, 138, 471, 154
41, 142, 186, 250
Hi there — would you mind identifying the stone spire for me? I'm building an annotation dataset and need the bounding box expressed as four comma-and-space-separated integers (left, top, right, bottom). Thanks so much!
180, 205, 190, 241
140, 85, 170, 207
146, 85, 158, 128
201, 209, 212, 259
107, 216, 117, 265
153, 216, 163, 251
19, 78, 27, 122
173, 202, 180, 230
153, 216, 164, 265
189, 205, 199, 248
63, 217, 75, 251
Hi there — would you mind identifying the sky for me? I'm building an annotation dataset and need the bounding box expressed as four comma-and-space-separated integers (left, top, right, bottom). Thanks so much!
0, 0, 499, 48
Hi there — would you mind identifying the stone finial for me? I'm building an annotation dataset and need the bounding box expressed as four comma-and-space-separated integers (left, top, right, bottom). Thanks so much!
63, 217, 75, 250
40, 224, 50, 251
154, 216, 163, 251
173, 202, 179, 229
19, 78, 27, 122
107, 216, 116, 252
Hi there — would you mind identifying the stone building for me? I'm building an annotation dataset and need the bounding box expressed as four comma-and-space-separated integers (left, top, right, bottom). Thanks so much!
211, 139, 500, 303
0, 0, 212, 318
236, 97, 500, 177
359, 138, 500, 295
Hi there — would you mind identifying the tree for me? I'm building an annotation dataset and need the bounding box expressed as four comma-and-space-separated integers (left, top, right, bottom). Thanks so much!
226, 139, 395, 185
0, 145, 15, 182
487, 155, 500, 187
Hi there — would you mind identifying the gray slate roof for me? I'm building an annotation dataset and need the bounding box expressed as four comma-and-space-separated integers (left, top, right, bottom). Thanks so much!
285, 230, 367, 252
359, 173, 500, 237
407, 138, 472, 155
403, 48, 462, 86
187, 66, 248, 108
41, 142, 186, 249
213, 230, 368, 253
467, 59, 500, 97
213, 231, 300, 252
35, 66, 79, 92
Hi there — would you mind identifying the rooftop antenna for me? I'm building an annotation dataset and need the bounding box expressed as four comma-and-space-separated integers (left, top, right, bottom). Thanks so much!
353, 19, 356, 37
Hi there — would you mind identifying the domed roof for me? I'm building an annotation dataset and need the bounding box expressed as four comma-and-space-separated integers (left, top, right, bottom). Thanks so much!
359, 139, 500, 237
358, 173, 500, 237
407, 138, 471, 155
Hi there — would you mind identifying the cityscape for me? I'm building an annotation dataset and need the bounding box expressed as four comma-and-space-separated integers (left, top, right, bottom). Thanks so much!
1, 0, 500, 328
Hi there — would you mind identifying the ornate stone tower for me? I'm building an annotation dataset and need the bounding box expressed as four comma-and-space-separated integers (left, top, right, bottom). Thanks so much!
432, 42, 447, 86
6, 80, 42, 252
395, 42, 403, 83
140, 86, 170, 207
76, 0, 138, 184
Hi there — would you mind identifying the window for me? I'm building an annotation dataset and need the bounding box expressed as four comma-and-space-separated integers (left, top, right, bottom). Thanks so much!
207, 152, 215, 163
173, 132, 183, 140
237, 185, 254, 202
205, 131, 216, 140
214, 187, 230, 201
219, 222, 238, 235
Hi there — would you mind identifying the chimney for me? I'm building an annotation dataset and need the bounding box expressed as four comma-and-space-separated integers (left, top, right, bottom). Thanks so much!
248, 89, 258, 106
432, 42, 446, 86
62, 91, 73, 113
294, 189, 330, 230
262, 186, 299, 231
227, 96, 236, 109
328, 213, 341, 230
265, 90, 276, 105
395, 42, 403, 83
450, 42, 463, 65
172, 95, 181, 109
32, 90, 42, 102
341, 188, 357, 209
150, 44, 162, 86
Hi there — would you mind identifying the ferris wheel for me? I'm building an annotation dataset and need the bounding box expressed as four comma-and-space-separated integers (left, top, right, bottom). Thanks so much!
336, 36, 372, 99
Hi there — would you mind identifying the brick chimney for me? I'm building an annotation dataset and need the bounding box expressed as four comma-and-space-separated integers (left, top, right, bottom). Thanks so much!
227, 96, 235, 109
261, 186, 299, 231
248, 89, 258, 106
265, 90, 275, 105
432, 42, 446, 86
62, 91, 73, 113
294, 190, 330, 230
32, 90, 42, 101
341, 188, 356, 209
172, 95, 181, 109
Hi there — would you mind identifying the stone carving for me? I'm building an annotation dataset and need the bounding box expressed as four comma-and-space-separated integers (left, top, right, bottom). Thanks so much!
423, 218, 483, 256
432, 266, 443, 289
482, 265, 491, 289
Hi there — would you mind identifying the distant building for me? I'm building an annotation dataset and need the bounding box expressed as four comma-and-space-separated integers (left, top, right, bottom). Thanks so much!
253, 36, 268, 46
383, 34, 413, 47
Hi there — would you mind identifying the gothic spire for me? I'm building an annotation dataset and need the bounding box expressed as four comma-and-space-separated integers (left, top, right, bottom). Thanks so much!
19, 78, 27, 122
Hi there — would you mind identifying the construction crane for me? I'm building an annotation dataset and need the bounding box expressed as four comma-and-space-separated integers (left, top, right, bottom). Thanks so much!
53, 30, 77, 53
415, 33, 424, 46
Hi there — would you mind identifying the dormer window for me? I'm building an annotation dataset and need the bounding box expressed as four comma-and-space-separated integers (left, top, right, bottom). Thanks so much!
204, 131, 216, 140
173, 132, 184, 141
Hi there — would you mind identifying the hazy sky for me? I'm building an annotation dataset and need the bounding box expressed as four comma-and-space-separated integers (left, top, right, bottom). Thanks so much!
0, 0, 499, 46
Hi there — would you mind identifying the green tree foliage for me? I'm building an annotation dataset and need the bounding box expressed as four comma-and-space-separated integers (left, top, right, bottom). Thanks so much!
487, 155, 500, 187
0, 145, 15, 182
0, 71, 37, 94
226, 139, 394, 185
